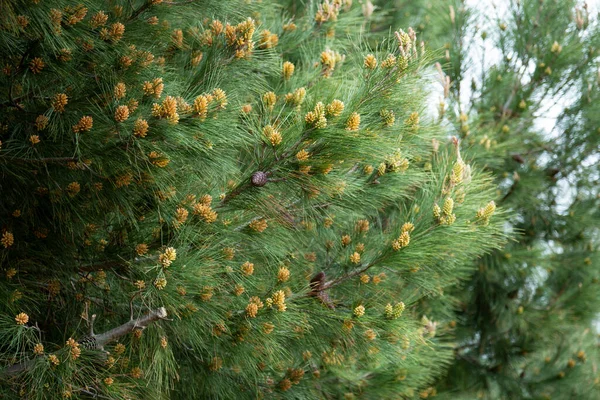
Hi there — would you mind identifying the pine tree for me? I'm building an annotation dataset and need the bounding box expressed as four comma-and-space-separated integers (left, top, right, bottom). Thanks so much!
377, 0, 600, 398
0, 1, 507, 398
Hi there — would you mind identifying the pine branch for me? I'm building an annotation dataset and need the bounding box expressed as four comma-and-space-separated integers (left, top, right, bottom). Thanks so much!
219, 128, 315, 205
219, 181, 252, 205
308, 272, 335, 309
2, 307, 167, 376
94, 307, 167, 347
1, 156, 79, 164
77, 259, 128, 272
128, 0, 196, 21
128, 2, 152, 20
500, 180, 519, 203
321, 260, 379, 291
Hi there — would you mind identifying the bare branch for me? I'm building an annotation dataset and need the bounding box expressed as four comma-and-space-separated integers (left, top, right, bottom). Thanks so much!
2, 308, 168, 376
94, 307, 167, 347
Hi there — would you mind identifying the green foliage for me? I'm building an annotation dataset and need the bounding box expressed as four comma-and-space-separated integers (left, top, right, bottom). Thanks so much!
0, 0, 506, 399
379, 0, 600, 398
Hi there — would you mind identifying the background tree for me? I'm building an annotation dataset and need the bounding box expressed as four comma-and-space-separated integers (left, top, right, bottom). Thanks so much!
376, 0, 600, 398
0, 1, 505, 399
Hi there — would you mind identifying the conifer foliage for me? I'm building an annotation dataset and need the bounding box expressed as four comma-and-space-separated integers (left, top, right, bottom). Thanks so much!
0, 1, 505, 398
377, 0, 600, 398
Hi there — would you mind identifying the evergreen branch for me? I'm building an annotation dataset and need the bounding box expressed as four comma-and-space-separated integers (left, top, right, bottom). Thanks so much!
73, 386, 112, 399
129, 0, 195, 21
77, 260, 127, 272
321, 262, 374, 290
219, 181, 251, 205
0, 156, 79, 164
308, 272, 335, 308
3, 360, 32, 376
5, 40, 38, 114
0, 79, 61, 108
219, 127, 316, 205
77, 255, 155, 274
93, 307, 167, 347
128, 3, 152, 21
7, 82, 26, 113
164, 0, 196, 4
319, 224, 438, 291
1, 308, 167, 376
500, 180, 519, 203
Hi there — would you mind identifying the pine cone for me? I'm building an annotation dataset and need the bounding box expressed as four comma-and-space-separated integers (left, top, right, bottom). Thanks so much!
78, 335, 100, 350
251, 171, 268, 187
